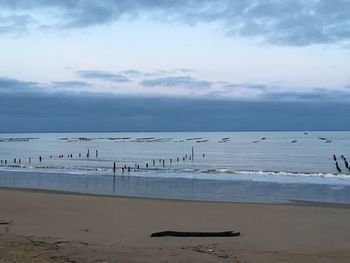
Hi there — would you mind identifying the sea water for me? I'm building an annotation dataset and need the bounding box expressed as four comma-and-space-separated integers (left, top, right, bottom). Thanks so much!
0, 131, 350, 204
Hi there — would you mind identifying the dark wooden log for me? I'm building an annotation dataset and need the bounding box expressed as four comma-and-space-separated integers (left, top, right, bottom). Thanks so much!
150, 230, 240, 237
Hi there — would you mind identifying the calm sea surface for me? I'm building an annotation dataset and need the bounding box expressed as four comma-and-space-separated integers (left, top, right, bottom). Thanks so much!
1, 131, 350, 204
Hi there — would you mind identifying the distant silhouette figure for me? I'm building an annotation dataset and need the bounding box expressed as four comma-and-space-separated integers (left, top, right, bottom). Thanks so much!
333, 155, 337, 161
336, 162, 342, 173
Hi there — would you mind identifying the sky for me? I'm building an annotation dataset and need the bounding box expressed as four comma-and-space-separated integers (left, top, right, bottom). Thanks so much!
1, 0, 350, 132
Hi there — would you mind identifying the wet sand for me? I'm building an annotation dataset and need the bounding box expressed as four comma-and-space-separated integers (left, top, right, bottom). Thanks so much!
1, 187, 350, 262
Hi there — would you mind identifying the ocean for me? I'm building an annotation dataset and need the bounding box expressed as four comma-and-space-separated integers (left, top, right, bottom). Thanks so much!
0, 131, 350, 204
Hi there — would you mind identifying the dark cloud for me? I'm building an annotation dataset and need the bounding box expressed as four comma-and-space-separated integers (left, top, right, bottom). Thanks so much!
140, 76, 212, 89
52, 81, 91, 89
1, 75, 350, 132
0, 15, 32, 35
262, 89, 350, 102
1, 0, 350, 46
2, 74, 350, 103
0, 76, 39, 92
118, 69, 142, 76
223, 82, 350, 102
1, 92, 350, 132
77, 70, 130, 83
224, 83, 269, 90
176, 68, 196, 73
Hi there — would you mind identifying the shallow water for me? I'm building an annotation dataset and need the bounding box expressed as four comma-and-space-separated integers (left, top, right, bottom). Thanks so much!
0, 131, 350, 203
1, 171, 350, 204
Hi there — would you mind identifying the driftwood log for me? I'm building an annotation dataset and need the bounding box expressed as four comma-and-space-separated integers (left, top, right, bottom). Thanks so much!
150, 230, 240, 237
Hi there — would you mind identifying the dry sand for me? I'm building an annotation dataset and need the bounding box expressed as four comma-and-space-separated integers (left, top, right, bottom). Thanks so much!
1, 187, 350, 262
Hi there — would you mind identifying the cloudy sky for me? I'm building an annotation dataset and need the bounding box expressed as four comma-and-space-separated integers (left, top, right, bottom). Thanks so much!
1, 0, 350, 132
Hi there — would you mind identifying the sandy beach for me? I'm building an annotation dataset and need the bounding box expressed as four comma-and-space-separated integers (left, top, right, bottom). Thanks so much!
1, 188, 350, 262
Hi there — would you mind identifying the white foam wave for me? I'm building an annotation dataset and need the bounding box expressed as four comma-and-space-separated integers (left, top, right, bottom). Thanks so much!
195, 168, 350, 179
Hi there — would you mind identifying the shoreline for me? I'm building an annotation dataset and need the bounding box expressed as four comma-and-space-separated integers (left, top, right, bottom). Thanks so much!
1, 187, 350, 262
2, 185, 350, 209
2, 169, 350, 205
